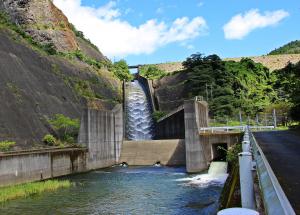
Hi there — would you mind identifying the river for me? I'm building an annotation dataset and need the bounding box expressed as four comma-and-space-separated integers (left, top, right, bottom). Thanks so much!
0, 166, 227, 215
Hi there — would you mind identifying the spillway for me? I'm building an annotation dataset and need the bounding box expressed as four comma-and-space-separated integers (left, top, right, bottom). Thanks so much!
125, 80, 154, 140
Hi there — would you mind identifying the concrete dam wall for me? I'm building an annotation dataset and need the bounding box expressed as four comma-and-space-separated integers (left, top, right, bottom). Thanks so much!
120, 139, 185, 166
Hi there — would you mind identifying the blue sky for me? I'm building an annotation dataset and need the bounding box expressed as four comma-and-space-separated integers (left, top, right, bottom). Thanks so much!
53, 0, 300, 65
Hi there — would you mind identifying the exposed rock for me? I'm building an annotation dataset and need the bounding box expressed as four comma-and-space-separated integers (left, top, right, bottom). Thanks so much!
0, 0, 108, 62
0, 0, 78, 52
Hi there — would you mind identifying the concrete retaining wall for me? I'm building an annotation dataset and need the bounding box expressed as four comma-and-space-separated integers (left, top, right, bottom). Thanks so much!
120, 139, 185, 166
78, 104, 123, 170
0, 103, 123, 187
0, 148, 86, 187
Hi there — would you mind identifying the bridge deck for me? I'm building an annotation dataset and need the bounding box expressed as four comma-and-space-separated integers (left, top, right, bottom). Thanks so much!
254, 129, 300, 214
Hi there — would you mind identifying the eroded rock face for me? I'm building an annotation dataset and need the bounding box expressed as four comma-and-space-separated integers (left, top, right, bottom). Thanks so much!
0, 0, 78, 52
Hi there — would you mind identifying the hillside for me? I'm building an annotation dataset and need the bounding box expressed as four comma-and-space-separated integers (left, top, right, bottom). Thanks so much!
269, 40, 300, 55
146, 54, 300, 72
0, 1, 121, 149
153, 55, 276, 116
151, 62, 184, 73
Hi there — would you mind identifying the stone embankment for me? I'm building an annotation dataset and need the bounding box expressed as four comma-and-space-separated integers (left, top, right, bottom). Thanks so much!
145, 54, 300, 73
224, 54, 300, 71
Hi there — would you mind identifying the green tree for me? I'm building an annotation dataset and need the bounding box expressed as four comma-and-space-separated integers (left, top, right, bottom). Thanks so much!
269, 40, 300, 55
274, 62, 300, 121
113, 60, 133, 81
182, 53, 276, 118
48, 114, 80, 143
139, 65, 166, 80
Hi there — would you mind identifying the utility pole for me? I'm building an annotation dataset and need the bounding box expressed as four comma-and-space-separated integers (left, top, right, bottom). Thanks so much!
273, 109, 277, 128
205, 83, 209, 101
239, 110, 243, 126
256, 114, 259, 126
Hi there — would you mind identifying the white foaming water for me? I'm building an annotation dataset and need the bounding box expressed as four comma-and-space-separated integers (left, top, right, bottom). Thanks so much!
125, 80, 154, 140
176, 162, 228, 187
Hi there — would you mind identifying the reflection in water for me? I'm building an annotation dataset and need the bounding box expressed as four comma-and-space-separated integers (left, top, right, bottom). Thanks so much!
0, 166, 226, 215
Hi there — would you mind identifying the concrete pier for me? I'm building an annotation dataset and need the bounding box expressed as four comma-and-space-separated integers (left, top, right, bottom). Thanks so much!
184, 100, 209, 172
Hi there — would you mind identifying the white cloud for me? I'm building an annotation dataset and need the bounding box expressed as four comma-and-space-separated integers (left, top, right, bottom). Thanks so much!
223, 9, 289, 40
197, 2, 204, 7
53, 0, 207, 57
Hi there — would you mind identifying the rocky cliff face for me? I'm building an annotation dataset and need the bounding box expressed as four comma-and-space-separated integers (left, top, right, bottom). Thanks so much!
0, 0, 106, 61
0, 1, 121, 149
0, 29, 121, 149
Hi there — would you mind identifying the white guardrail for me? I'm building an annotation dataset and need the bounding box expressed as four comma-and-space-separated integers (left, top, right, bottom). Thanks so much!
245, 126, 296, 215
199, 125, 274, 133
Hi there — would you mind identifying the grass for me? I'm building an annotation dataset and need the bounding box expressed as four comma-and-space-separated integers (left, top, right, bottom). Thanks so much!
0, 180, 72, 203
209, 120, 242, 127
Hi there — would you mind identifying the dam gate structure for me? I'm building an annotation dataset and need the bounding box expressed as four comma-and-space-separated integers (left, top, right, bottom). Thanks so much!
120, 76, 240, 172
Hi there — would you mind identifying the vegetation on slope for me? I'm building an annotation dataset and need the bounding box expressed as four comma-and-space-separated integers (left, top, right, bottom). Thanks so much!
70, 24, 99, 52
273, 62, 300, 121
182, 53, 276, 118
140, 65, 167, 80
155, 52, 299, 124
112, 60, 133, 81
0, 180, 72, 203
47, 114, 80, 145
0, 11, 57, 55
0, 141, 16, 152
269, 40, 300, 55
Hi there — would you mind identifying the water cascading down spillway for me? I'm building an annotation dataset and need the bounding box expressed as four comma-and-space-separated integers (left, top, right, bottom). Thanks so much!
125, 80, 154, 140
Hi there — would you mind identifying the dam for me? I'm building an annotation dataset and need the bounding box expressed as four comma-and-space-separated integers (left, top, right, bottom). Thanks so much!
0, 76, 238, 214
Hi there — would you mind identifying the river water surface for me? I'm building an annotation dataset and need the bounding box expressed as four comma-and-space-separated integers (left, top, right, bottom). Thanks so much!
0, 166, 226, 215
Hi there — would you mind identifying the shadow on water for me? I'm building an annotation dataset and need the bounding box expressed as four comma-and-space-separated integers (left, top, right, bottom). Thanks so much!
0, 166, 225, 215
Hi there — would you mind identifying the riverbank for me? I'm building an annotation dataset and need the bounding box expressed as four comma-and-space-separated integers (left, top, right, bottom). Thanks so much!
0, 180, 72, 203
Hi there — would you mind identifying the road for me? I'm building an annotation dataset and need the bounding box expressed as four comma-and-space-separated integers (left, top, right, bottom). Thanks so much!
254, 129, 300, 214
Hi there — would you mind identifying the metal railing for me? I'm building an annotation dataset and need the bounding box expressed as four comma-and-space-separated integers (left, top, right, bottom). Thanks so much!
247, 127, 295, 215
199, 125, 274, 133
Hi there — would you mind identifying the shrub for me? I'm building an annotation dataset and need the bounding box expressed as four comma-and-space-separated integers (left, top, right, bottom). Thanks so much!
152, 111, 166, 122
217, 143, 242, 165
113, 60, 133, 81
42, 134, 57, 146
0, 141, 16, 152
140, 65, 166, 80
48, 114, 80, 143
41, 43, 57, 55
